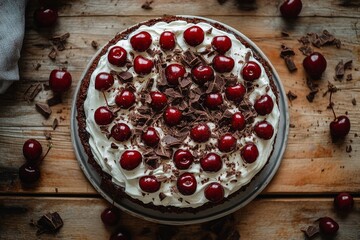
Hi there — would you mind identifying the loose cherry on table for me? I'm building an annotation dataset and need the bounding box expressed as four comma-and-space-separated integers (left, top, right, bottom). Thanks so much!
108, 46, 127, 67
19, 163, 41, 183
141, 127, 160, 147
231, 112, 246, 131
204, 182, 225, 203
164, 107, 182, 126
101, 207, 120, 226
190, 124, 211, 143
133, 56, 154, 75
94, 106, 114, 125
212, 55, 235, 73
318, 217, 339, 236
211, 36, 232, 54
34, 7, 58, 27
177, 173, 197, 195
183, 26, 204, 47
109, 229, 131, 240
111, 123, 131, 142
150, 91, 167, 111
279, 0, 303, 18
330, 115, 350, 140
218, 134, 237, 153
173, 149, 194, 170
120, 150, 142, 170
225, 84, 246, 102
254, 121, 274, 140
254, 94, 274, 116
23, 139, 42, 162
159, 31, 176, 51
242, 61, 261, 81
200, 153, 223, 172
334, 192, 354, 212
204, 92, 223, 109
302, 52, 327, 80
139, 175, 161, 193
241, 143, 259, 163
95, 72, 114, 91
165, 63, 186, 85
130, 31, 152, 52
115, 89, 135, 109
191, 65, 214, 85
49, 69, 72, 93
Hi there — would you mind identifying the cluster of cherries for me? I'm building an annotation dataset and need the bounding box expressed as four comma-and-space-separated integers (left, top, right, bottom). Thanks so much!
93, 25, 276, 202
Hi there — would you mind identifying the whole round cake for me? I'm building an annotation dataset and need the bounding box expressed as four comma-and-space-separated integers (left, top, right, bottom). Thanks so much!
76, 16, 280, 211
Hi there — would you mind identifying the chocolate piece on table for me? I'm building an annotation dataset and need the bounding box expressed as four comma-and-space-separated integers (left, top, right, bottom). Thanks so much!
52, 118, 58, 130
284, 56, 297, 72
286, 91, 297, 102
31, 212, 63, 235
35, 102, 52, 119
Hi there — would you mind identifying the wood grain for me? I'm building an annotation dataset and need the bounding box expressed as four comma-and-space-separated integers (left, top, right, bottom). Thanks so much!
0, 196, 359, 240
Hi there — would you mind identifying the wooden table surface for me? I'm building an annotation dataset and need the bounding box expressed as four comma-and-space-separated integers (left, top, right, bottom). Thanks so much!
1, 0, 359, 239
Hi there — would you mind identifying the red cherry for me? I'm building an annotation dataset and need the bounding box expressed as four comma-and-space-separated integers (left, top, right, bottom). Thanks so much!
111, 123, 131, 142
164, 107, 182, 126
150, 91, 167, 111
231, 112, 246, 131
241, 143, 259, 163
319, 217, 339, 236
115, 89, 135, 109
19, 163, 40, 183
254, 121, 274, 140
330, 115, 350, 140
190, 124, 211, 143
101, 207, 120, 226
242, 61, 261, 81
94, 107, 114, 125
110, 230, 131, 240
49, 69, 72, 93
200, 153, 222, 172
133, 56, 154, 75
159, 31, 176, 51
212, 55, 234, 73
130, 31, 152, 52
23, 139, 42, 162
108, 46, 127, 67
139, 175, 160, 193
173, 149, 194, 170
191, 65, 214, 85
254, 94, 274, 116
141, 127, 160, 147
34, 7, 58, 27
177, 173, 197, 195
334, 192, 354, 212
120, 150, 142, 170
205, 93, 223, 109
218, 134, 237, 153
211, 36, 232, 54
95, 72, 114, 91
225, 84, 246, 102
280, 0, 303, 18
303, 52, 327, 79
204, 182, 225, 203
183, 26, 204, 47
165, 64, 186, 85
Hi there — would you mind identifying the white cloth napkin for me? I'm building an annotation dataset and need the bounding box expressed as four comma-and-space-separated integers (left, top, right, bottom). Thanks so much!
0, 0, 28, 94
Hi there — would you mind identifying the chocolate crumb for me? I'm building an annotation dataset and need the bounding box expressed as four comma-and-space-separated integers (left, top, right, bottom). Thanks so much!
286, 91, 297, 102
300, 225, 319, 239
52, 118, 58, 130
346, 145, 352, 153
281, 31, 290, 37
306, 90, 318, 103
50, 32, 70, 51
352, 98, 356, 106
35, 63, 41, 70
111, 143, 118, 149
289, 124, 295, 128
35, 102, 52, 119
284, 56, 297, 72
335, 60, 345, 79
141, 0, 153, 10
44, 131, 52, 140
30, 212, 63, 235
48, 48, 57, 60
280, 44, 295, 58
91, 40, 99, 49
346, 73, 352, 81
47, 95, 62, 106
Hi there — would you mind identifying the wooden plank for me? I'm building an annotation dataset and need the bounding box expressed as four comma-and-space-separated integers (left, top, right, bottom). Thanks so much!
0, 196, 359, 239
25, 0, 360, 17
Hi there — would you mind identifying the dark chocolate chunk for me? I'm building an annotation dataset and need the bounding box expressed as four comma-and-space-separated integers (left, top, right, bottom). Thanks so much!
48, 48, 57, 60
35, 63, 41, 70
344, 60, 352, 70
299, 45, 313, 56
35, 102, 52, 119
289, 124, 295, 128
52, 118, 58, 130
163, 135, 182, 146
346, 73, 352, 81
206, 28, 213, 34
280, 44, 295, 58
91, 40, 99, 49
335, 60, 345, 78
352, 98, 356, 106
50, 33, 70, 51
141, 0, 153, 10
118, 71, 133, 82
346, 145, 352, 153
111, 143, 118, 149
284, 56, 297, 72
182, 50, 201, 67
159, 192, 166, 201
298, 36, 310, 45
300, 225, 319, 239
47, 95, 62, 106
306, 90, 318, 103
31, 212, 63, 235
24, 83, 42, 102
286, 91, 298, 102
44, 131, 52, 140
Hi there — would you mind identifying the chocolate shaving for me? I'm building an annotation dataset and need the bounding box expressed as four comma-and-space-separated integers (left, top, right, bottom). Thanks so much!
50, 33, 70, 51
48, 48, 57, 60
155, 145, 173, 159
47, 95, 62, 106
117, 71, 133, 82
141, 0, 153, 10
284, 56, 297, 72
24, 83, 42, 102
182, 50, 201, 67
146, 48, 155, 57
344, 60, 352, 70
286, 91, 297, 102
111, 143, 118, 149
163, 135, 182, 146
159, 192, 166, 201
91, 40, 99, 49
280, 44, 295, 58
300, 225, 319, 239
335, 60, 345, 78
164, 88, 182, 98
244, 51, 251, 63
298, 45, 313, 56
179, 77, 192, 88
30, 212, 63, 235
52, 118, 58, 130
35, 102, 52, 119
306, 90, 318, 103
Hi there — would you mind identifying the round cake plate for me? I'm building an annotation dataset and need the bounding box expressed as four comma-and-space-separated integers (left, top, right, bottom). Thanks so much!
70, 15, 290, 225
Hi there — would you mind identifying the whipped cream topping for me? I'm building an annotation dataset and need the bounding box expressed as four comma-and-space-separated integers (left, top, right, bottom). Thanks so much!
83, 20, 280, 208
